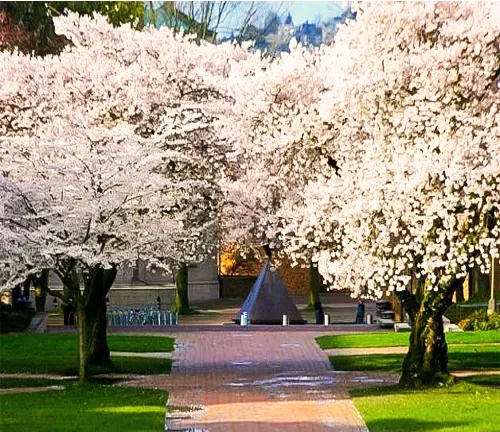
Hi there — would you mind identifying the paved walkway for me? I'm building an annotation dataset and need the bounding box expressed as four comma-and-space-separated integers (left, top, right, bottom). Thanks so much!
130, 328, 398, 432
324, 346, 408, 357
0, 385, 65, 395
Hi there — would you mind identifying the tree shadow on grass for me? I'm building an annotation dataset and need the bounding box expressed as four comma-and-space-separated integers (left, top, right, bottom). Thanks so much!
349, 379, 497, 398
460, 375, 500, 388
365, 418, 467, 432
448, 350, 500, 370
332, 349, 500, 373
330, 354, 403, 372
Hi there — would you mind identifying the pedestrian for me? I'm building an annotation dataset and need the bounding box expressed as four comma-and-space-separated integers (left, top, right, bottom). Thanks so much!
355, 297, 365, 324
315, 301, 325, 325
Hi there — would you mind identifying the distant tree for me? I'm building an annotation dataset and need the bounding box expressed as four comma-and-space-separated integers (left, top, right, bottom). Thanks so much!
262, 11, 281, 36
145, 1, 226, 42
146, 1, 284, 45
0, 1, 144, 55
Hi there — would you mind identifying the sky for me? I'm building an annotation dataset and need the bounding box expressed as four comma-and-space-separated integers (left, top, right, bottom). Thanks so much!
148, 2, 350, 38
214, 1, 349, 37
287, 1, 347, 25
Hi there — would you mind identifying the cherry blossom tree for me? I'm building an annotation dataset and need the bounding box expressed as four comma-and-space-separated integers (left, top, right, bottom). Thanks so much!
286, 2, 499, 386
219, 40, 328, 306
225, 2, 499, 386
0, 13, 248, 382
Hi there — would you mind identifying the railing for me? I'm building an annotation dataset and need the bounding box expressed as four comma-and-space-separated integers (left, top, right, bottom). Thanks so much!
107, 307, 179, 326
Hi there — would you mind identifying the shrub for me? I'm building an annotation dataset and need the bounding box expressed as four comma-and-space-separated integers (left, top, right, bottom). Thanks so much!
457, 310, 500, 331
0, 304, 36, 333
446, 302, 491, 324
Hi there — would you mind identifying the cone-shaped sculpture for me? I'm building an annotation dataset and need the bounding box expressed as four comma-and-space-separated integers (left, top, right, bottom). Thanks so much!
235, 261, 306, 324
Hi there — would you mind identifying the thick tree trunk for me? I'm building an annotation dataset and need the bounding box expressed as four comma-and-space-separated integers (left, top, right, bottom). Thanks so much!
56, 263, 116, 383
175, 263, 190, 314
400, 277, 464, 387
308, 263, 320, 308
400, 307, 450, 387
85, 267, 117, 366
77, 306, 88, 384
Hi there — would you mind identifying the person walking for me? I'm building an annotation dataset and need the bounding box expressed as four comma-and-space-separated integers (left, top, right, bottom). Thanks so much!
355, 297, 365, 324
315, 301, 325, 324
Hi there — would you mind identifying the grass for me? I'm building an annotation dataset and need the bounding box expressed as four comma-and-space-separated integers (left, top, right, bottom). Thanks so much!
316, 329, 500, 349
0, 333, 175, 354
0, 384, 168, 432
351, 376, 500, 432
330, 345, 500, 372
89, 356, 171, 375
0, 334, 173, 375
0, 378, 64, 389
108, 334, 175, 352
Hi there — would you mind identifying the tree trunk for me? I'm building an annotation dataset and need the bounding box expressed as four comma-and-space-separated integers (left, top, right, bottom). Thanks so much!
11, 285, 21, 308
470, 267, 490, 299
175, 263, 190, 314
77, 305, 88, 384
400, 277, 463, 387
55, 262, 116, 383
85, 267, 117, 366
33, 270, 49, 312
455, 282, 464, 303
308, 263, 320, 308
22, 277, 31, 299
467, 271, 474, 299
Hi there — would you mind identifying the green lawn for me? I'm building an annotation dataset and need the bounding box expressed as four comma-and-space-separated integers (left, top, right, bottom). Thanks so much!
0, 384, 168, 432
330, 345, 500, 372
0, 377, 64, 389
0, 334, 174, 375
351, 376, 500, 432
316, 330, 500, 349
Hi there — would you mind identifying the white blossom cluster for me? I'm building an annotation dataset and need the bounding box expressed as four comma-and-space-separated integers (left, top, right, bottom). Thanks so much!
224, 2, 499, 298
220, 40, 330, 254
1, 4, 498, 300
0, 13, 253, 287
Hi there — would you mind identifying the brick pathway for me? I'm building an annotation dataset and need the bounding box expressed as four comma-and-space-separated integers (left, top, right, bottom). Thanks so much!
132, 327, 398, 432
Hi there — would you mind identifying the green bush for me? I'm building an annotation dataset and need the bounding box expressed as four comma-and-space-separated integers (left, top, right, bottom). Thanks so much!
458, 310, 500, 331
0, 305, 36, 334
446, 303, 490, 324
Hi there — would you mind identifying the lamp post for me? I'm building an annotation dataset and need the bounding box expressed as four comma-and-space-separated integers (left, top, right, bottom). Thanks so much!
488, 256, 497, 315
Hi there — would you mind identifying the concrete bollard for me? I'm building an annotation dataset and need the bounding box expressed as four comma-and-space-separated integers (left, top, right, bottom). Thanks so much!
324, 314, 329, 326
241, 311, 248, 327
366, 314, 372, 325
282, 314, 289, 326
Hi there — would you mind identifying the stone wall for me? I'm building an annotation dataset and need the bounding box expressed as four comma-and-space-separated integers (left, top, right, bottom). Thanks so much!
220, 276, 257, 298
38, 286, 176, 312
188, 258, 220, 301
38, 258, 220, 310
219, 259, 311, 298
